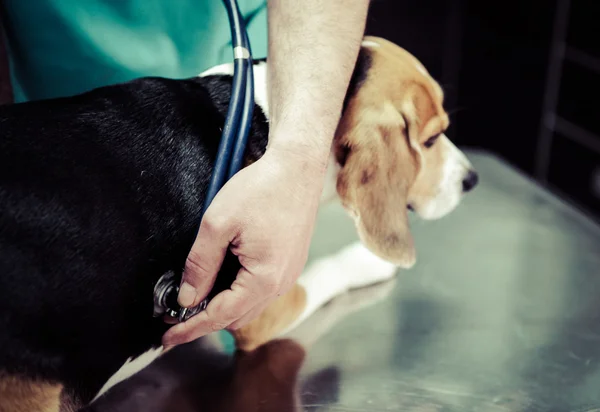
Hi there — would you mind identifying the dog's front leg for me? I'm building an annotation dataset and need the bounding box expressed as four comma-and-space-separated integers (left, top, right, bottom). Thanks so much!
231, 242, 398, 352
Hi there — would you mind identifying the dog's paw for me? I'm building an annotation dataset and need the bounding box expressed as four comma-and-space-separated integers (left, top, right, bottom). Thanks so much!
287, 242, 399, 338
329, 276, 397, 314
337, 242, 398, 290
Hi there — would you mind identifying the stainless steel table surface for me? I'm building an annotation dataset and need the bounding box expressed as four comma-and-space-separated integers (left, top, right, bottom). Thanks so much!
88, 150, 600, 412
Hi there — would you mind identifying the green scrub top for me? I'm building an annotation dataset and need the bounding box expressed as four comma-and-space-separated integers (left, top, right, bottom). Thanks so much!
1, 0, 268, 103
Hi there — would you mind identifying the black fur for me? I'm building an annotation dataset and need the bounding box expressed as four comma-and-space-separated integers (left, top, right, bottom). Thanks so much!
343, 48, 372, 112
0, 71, 268, 403
0, 50, 369, 405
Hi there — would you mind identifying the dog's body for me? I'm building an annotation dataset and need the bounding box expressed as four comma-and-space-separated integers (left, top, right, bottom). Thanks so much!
0, 65, 272, 406
0, 37, 477, 411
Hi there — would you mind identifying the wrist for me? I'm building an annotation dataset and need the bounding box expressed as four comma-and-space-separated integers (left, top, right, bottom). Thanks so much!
267, 137, 332, 174
264, 146, 331, 200
267, 124, 336, 166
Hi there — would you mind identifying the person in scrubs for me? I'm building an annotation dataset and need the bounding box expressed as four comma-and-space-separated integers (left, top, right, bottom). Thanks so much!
0, 0, 371, 345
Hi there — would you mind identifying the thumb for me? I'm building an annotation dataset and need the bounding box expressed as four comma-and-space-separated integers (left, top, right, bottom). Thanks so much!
179, 214, 232, 308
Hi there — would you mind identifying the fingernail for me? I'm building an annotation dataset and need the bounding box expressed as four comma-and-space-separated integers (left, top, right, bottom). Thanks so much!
178, 282, 197, 308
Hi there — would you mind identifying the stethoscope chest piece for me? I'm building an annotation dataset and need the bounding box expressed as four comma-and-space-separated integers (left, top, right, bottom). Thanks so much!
153, 271, 208, 322
153, 271, 180, 319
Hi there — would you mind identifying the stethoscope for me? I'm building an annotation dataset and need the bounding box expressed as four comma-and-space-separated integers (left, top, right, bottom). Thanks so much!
153, 0, 255, 323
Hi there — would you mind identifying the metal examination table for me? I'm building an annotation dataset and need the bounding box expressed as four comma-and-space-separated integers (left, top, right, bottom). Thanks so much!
89, 151, 600, 412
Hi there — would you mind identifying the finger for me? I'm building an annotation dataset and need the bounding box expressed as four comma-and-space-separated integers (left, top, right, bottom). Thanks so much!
163, 271, 260, 345
179, 213, 232, 308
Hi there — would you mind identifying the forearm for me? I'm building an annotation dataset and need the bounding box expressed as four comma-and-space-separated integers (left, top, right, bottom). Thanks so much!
266, 0, 370, 166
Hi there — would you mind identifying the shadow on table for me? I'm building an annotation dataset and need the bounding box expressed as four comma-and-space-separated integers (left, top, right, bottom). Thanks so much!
83, 338, 313, 412
83, 278, 397, 412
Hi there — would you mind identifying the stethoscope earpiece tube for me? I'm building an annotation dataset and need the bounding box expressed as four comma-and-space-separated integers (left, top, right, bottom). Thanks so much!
153, 0, 255, 323
203, 0, 251, 213
228, 26, 254, 180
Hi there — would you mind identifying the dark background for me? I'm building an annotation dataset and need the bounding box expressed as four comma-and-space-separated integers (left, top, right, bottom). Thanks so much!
366, 0, 600, 221
1, 0, 598, 220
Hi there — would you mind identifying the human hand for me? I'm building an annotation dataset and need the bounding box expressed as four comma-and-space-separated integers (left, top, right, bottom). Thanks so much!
162, 144, 328, 346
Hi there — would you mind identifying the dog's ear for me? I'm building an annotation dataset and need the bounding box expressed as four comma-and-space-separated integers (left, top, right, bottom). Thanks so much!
335, 101, 418, 268
334, 39, 450, 268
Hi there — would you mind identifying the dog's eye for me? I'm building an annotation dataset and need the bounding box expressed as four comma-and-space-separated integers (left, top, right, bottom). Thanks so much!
424, 134, 440, 148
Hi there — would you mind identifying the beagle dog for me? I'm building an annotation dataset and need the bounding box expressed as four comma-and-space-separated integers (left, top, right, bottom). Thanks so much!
0, 36, 477, 412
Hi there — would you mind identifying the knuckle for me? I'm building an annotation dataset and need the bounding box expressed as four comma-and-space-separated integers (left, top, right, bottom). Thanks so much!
201, 213, 228, 236
183, 251, 217, 287
185, 250, 206, 272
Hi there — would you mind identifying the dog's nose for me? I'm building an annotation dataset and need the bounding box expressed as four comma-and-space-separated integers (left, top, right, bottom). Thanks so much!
462, 170, 479, 193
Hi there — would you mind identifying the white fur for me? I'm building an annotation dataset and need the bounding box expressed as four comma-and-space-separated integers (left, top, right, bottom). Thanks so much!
419, 134, 473, 220
361, 40, 380, 49
284, 273, 397, 349
414, 62, 429, 76
93, 345, 164, 401
280, 242, 398, 336
199, 62, 233, 77
93, 332, 226, 402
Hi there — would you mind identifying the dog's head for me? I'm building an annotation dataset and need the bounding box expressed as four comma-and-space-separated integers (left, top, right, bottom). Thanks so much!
334, 36, 478, 268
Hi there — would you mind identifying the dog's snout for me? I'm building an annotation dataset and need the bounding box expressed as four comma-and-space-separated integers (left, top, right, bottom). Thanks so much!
462, 170, 479, 193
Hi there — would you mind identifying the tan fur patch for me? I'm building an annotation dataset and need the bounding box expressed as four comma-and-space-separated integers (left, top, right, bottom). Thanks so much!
0, 374, 62, 412
409, 133, 450, 209
232, 284, 307, 352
